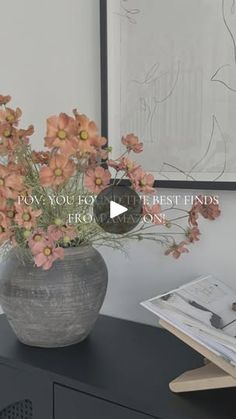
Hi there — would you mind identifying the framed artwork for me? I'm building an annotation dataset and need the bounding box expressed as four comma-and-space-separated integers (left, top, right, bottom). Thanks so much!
100, 0, 236, 189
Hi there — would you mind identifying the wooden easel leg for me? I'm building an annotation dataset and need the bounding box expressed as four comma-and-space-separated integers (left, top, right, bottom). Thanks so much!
169, 362, 236, 393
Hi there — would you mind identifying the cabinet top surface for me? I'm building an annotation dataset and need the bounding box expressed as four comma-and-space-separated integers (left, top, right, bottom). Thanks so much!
0, 314, 234, 419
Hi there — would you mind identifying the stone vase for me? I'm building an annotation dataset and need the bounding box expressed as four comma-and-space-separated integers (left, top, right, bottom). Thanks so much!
0, 245, 108, 348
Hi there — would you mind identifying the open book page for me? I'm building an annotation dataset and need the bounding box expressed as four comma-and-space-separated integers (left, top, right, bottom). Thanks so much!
141, 275, 236, 365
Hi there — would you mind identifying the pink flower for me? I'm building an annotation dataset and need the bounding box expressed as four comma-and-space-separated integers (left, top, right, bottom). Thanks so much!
185, 227, 201, 243
188, 204, 199, 226
165, 241, 189, 259
90, 135, 107, 151
32, 151, 50, 165
85, 166, 111, 193
130, 168, 154, 193
0, 107, 22, 126
74, 112, 98, 154
0, 124, 29, 156
197, 196, 221, 220
15, 205, 42, 229
0, 123, 14, 155
17, 124, 34, 144
39, 154, 76, 188
3, 202, 16, 223
0, 194, 7, 211
0, 164, 24, 199
28, 228, 46, 250
31, 237, 64, 270
47, 224, 77, 243
0, 94, 11, 106
121, 134, 143, 153
142, 204, 165, 225
108, 160, 121, 171
108, 157, 138, 173
188, 196, 221, 226
44, 113, 77, 155
0, 211, 11, 244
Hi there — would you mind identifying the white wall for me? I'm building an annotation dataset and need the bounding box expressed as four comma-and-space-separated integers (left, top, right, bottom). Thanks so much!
0, 0, 101, 142
0, 0, 235, 326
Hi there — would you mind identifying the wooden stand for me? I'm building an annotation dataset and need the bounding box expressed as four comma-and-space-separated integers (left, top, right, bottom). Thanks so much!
160, 319, 236, 393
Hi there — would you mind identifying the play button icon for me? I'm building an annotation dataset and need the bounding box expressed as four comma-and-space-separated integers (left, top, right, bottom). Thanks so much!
93, 185, 142, 234
110, 201, 128, 219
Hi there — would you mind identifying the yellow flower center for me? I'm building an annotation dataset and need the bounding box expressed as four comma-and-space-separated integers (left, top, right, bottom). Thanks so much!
79, 130, 89, 141
6, 114, 14, 123
43, 247, 52, 256
7, 210, 14, 218
57, 129, 67, 140
140, 179, 146, 187
34, 234, 42, 242
95, 177, 102, 185
54, 168, 63, 177
126, 163, 133, 171
0, 179, 4, 186
3, 129, 11, 138
22, 213, 31, 221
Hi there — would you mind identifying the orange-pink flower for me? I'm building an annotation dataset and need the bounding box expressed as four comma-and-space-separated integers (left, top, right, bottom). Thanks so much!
0, 211, 11, 244
31, 237, 64, 270
0, 124, 33, 156
130, 168, 154, 193
90, 135, 107, 149
0, 194, 7, 211
17, 124, 34, 144
0, 164, 24, 199
188, 196, 221, 226
44, 113, 77, 155
197, 196, 221, 220
0, 122, 13, 140
32, 150, 50, 165
85, 166, 111, 193
108, 157, 139, 173
28, 228, 46, 250
0, 94, 11, 106
74, 112, 98, 154
142, 204, 165, 225
39, 154, 76, 188
0, 107, 22, 126
47, 224, 77, 243
7, 162, 26, 176
15, 205, 42, 230
185, 227, 201, 243
3, 201, 16, 223
188, 203, 199, 226
165, 241, 189, 259
121, 134, 143, 153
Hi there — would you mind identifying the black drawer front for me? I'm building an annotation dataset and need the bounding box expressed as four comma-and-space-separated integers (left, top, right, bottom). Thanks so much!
0, 363, 52, 419
54, 384, 155, 419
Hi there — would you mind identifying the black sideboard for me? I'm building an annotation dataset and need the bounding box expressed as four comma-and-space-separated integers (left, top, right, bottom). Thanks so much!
0, 314, 234, 419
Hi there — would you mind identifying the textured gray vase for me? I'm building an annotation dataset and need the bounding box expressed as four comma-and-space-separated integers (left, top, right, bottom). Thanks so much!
0, 245, 108, 348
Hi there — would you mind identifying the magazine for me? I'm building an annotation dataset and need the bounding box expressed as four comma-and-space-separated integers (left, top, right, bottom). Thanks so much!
141, 275, 236, 366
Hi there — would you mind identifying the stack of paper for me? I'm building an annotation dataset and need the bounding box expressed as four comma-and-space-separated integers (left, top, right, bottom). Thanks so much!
141, 275, 236, 365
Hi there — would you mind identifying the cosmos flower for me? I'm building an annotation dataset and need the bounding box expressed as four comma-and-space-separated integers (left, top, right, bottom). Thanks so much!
165, 241, 189, 259
31, 237, 64, 270
121, 134, 143, 153
39, 154, 76, 188
85, 166, 111, 193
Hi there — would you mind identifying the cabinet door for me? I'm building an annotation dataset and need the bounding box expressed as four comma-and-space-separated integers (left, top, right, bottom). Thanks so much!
54, 384, 156, 419
0, 363, 52, 419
